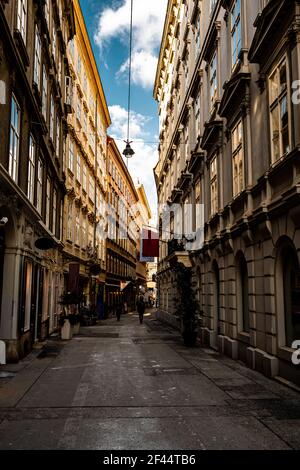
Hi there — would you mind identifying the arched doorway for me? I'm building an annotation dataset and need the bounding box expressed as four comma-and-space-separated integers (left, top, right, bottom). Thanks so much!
212, 260, 221, 335
236, 252, 250, 334
276, 238, 300, 348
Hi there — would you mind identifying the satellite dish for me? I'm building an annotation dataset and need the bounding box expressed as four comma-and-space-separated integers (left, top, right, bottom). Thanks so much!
35, 237, 55, 251
90, 264, 101, 276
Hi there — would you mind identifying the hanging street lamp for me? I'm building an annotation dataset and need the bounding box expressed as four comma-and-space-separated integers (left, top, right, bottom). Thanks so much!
123, 140, 135, 158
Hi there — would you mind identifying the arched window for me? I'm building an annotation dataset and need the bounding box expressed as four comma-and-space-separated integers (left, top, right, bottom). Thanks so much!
236, 253, 250, 334
282, 246, 300, 346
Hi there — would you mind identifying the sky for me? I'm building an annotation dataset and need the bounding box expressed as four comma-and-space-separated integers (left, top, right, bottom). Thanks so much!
79, 0, 168, 222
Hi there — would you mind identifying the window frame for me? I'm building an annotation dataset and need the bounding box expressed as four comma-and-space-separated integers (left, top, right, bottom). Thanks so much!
9, 94, 21, 183
268, 56, 291, 163
232, 118, 245, 197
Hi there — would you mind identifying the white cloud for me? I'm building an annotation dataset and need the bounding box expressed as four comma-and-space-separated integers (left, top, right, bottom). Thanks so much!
108, 105, 158, 222
95, 0, 168, 89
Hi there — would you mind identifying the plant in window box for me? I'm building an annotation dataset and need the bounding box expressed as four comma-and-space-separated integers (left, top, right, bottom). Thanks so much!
174, 262, 200, 347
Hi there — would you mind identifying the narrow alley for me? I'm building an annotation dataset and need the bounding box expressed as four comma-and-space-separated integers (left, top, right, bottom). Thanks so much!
0, 312, 299, 450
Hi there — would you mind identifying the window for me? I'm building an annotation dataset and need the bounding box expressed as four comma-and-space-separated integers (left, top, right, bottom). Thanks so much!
210, 51, 218, 106
77, 54, 82, 78
195, 179, 201, 231
283, 249, 300, 345
195, 14, 201, 54
46, 177, 51, 228
24, 261, 32, 332
76, 154, 81, 182
67, 201, 73, 240
34, 26, 42, 89
9, 95, 21, 183
36, 158, 43, 214
210, 155, 218, 216
89, 175, 95, 202
82, 218, 87, 247
76, 94, 81, 121
232, 119, 244, 196
17, 0, 27, 43
50, 96, 54, 141
52, 189, 57, 235
184, 59, 189, 91
69, 38, 74, 57
68, 140, 74, 171
42, 66, 47, 120
27, 135, 36, 203
210, 0, 217, 15
52, 22, 56, 59
194, 94, 201, 138
269, 58, 290, 162
45, 0, 50, 28
83, 111, 87, 134
231, 0, 241, 67
75, 209, 80, 245
83, 164, 87, 191
56, 118, 60, 156
184, 125, 189, 161
83, 72, 88, 95
183, 197, 192, 237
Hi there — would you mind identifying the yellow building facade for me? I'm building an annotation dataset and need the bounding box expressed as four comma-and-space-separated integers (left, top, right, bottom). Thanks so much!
63, 0, 110, 307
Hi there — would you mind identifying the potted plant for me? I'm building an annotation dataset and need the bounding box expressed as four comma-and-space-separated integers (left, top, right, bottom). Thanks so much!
59, 313, 73, 340
59, 292, 82, 339
174, 262, 200, 347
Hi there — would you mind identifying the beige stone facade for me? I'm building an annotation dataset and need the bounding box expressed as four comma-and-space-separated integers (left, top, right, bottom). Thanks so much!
154, 0, 300, 385
0, 0, 75, 360
63, 0, 110, 307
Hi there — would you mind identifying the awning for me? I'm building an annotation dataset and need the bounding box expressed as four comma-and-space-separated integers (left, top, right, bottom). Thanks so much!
121, 281, 132, 292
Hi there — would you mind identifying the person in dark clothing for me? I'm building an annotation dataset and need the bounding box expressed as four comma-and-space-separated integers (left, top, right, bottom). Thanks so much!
116, 303, 122, 322
136, 294, 146, 324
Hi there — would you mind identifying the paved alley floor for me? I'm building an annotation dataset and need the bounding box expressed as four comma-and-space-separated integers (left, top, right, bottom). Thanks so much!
0, 311, 300, 450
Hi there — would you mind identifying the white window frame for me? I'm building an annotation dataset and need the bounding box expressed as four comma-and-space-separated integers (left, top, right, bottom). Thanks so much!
210, 51, 218, 108
34, 26, 42, 89
231, 0, 242, 68
36, 158, 43, 214
9, 94, 21, 183
17, 0, 27, 43
210, 155, 218, 216
27, 135, 36, 203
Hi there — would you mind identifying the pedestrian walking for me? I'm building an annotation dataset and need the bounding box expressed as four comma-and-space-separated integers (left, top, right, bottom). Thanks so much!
116, 303, 122, 322
136, 293, 146, 324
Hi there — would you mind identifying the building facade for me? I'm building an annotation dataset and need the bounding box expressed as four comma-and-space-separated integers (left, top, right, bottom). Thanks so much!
154, 0, 300, 385
106, 137, 140, 314
0, 0, 75, 361
63, 0, 110, 310
135, 183, 152, 289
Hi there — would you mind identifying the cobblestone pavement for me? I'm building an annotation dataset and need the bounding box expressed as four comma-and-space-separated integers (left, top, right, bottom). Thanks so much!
0, 311, 299, 450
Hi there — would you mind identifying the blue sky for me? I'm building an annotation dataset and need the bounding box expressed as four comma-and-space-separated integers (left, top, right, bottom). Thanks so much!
79, 0, 168, 220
